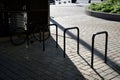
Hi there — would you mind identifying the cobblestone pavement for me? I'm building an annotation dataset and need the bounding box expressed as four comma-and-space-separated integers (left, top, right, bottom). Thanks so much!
50, 4, 120, 80
0, 4, 120, 80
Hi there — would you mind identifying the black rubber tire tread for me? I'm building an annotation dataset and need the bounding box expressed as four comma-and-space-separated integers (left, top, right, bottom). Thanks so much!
10, 27, 26, 45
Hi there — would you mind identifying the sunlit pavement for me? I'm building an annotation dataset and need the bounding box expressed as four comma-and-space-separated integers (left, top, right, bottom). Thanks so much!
50, 4, 120, 79
0, 3, 120, 80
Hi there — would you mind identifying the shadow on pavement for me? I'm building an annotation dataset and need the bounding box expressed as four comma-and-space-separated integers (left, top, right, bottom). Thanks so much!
50, 18, 120, 78
0, 36, 85, 80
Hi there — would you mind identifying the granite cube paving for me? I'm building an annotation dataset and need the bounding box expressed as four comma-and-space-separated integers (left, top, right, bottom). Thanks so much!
0, 3, 120, 80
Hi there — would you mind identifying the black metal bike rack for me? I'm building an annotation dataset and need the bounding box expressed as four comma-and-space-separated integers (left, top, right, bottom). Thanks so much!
64, 27, 79, 58
91, 31, 108, 68
43, 24, 58, 51
49, 24, 58, 48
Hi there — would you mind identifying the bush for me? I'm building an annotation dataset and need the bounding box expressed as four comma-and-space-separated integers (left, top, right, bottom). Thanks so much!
111, 5, 120, 14
89, 0, 120, 14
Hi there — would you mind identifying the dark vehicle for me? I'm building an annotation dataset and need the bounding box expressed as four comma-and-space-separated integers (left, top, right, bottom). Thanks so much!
49, 0, 55, 5
72, 0, 76, 3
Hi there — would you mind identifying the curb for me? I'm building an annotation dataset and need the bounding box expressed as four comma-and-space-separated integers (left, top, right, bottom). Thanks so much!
86, 8, 120, 21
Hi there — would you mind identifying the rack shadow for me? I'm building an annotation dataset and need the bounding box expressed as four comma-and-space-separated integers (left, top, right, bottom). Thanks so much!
50, 18, 120, 78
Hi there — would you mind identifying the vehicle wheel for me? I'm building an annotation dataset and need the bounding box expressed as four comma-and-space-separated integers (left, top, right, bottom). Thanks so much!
10, 27, 26, 45
33, 28, 50, 41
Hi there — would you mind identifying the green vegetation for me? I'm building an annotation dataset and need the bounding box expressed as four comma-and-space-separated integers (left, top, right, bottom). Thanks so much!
89, 0, 120, 14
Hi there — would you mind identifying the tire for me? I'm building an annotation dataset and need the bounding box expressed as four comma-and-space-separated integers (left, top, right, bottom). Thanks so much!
33, 28, 50, 41
10, 27, 26, 45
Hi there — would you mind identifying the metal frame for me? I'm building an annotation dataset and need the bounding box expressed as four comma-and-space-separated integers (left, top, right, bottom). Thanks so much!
49, 24, 58, 48
64, 27, 79, 58
43, 24, 58, 51
91, 31, 108, 68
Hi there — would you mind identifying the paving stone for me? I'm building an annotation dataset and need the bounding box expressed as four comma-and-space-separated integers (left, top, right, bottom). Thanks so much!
104, 74, 116, 80
111, 77, 120, 80
0, 4, 120, 80
104, 68, 115, 74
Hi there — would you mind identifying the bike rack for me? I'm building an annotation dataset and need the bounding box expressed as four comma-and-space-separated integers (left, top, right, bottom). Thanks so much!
91, 31, 108, 68
49, 24, 58, 48
64, 27, 79, 58
43, 24, 58, 51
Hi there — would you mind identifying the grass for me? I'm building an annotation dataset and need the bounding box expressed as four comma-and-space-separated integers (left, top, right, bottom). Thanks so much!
88, 0, 120, 14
